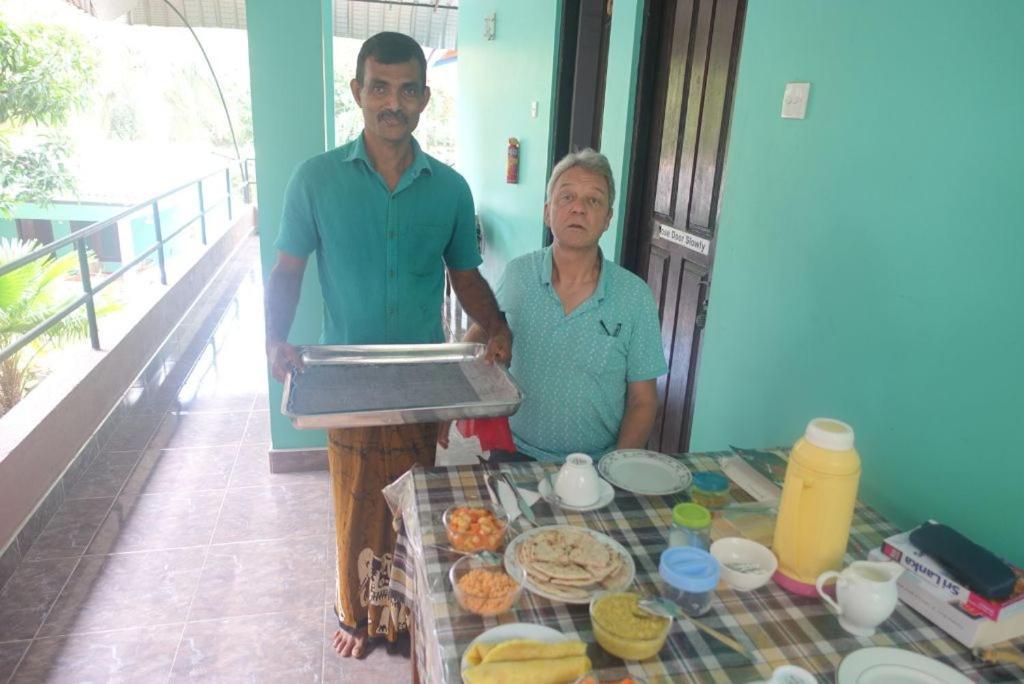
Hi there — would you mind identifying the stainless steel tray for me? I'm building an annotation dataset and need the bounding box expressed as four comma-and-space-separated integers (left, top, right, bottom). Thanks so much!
281, 343, 523, 429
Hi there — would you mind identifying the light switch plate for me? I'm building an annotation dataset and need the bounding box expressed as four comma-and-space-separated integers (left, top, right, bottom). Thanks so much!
530, 101, 538, 118
781, 82, 810, 119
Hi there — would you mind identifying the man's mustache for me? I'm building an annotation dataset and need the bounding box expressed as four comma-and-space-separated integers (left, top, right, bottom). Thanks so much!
378, 110, 407, 123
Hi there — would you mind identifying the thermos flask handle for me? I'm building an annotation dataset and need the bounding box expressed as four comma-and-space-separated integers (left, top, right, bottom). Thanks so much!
815, 571, 843, 614
777, 474, 806, 570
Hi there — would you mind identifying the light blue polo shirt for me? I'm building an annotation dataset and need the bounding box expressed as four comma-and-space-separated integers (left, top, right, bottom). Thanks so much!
496, 247, 669, 462
276, 134, 481, 344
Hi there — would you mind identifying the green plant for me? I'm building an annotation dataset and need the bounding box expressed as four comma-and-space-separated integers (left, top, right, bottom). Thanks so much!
0, 237, 112, 417
0, 16, 95, 217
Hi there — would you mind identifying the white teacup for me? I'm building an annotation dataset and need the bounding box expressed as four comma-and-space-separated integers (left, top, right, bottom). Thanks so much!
553, 453, 601, 507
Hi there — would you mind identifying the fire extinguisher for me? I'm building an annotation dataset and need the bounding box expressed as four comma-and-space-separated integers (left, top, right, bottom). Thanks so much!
506, 138, 520, 184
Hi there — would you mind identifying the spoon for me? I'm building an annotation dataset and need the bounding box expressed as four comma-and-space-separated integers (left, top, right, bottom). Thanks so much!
424, 543, 503, 565
541, 473, 570, 507
637, 597, 753, 659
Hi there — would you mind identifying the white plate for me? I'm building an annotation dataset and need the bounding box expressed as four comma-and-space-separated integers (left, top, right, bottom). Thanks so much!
837, 647, 972, 684
597, 449, 692, 495
504, 524, 636, 605
538, 474, 615, 511
460, 622, 569, 677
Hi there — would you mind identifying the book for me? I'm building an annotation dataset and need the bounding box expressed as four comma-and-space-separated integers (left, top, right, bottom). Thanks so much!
881, 524, 1024, 621
869, 549, 1024, 648
718, 446, 787, 502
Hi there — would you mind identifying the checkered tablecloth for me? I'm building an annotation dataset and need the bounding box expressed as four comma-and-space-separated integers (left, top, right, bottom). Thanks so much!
391, 452, 1024, 683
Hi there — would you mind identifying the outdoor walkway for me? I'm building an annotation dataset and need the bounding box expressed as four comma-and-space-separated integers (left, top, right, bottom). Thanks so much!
0, 238, 410, 682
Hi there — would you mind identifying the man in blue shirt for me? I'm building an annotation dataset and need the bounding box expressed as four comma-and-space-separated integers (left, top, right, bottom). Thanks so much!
452, 149, 667, 462
264, 32, 510, 660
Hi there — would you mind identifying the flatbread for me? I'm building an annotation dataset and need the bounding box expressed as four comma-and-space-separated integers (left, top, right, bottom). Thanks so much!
569, 541, 611, 570
513, 526, 631, 601
530, 577, 591, 600
528, 560, 593, 582
600, 559, 632, 588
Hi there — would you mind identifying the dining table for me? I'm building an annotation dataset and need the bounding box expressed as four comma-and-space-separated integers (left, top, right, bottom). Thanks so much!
387, 449, 1024, 683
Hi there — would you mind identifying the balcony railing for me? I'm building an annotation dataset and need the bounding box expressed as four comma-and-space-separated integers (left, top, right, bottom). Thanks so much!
0, 159, 255, 365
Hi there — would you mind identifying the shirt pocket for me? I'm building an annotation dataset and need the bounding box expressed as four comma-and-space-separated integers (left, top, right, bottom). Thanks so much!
403, 224, 450, 276
574, 330, 628, 380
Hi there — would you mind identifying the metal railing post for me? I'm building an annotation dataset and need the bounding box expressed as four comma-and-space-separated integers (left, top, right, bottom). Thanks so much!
152, 200, 167, 285
225, 168, 233, 220
197, 180, 208, 245
76, 238, 101, 350
242, 159, 251, 204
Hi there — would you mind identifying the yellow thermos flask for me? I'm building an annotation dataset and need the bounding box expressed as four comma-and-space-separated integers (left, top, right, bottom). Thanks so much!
773, 418, 861, 596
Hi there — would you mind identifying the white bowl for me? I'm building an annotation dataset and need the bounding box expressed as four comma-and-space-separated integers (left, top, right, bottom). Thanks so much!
710, 537, 777, 591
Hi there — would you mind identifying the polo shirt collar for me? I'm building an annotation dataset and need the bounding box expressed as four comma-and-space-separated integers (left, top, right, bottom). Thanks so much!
342, 133, 433, 179
540, 245, 609, 302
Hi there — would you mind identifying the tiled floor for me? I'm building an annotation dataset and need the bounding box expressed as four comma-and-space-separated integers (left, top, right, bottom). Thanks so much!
0, 240, 412, 682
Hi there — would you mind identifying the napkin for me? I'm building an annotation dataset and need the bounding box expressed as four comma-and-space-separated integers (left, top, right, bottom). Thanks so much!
488, 476, 540, 522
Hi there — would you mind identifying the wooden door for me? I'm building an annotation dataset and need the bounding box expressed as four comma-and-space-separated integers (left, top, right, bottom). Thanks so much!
15, 219, 54, 245
625, 0, 745, 453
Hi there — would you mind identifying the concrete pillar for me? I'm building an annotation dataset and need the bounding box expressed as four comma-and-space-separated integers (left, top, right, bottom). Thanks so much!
246, 0, 334, 450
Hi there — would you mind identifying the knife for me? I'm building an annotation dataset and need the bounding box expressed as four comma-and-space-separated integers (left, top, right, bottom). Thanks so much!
498, 471, 537, 526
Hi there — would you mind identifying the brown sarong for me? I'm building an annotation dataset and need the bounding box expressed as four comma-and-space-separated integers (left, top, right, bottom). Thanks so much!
328, 423, 437, 642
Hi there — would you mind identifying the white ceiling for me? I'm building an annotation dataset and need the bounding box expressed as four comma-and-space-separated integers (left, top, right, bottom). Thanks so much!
65, 0, 459, 48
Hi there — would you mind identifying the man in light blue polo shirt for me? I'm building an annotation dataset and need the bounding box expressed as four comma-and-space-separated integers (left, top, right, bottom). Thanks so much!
458, 149, 668, 463
263, 33, 510, 660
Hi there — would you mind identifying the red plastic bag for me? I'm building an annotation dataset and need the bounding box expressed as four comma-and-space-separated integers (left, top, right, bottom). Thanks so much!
456, 416, 515, 452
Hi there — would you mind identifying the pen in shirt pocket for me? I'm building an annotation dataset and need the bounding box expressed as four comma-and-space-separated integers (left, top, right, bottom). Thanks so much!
599, 320, 622, 337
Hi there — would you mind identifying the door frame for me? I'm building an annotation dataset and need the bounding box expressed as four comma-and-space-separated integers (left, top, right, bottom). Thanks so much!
620, 0, 670, 275
552, 0, 613, 162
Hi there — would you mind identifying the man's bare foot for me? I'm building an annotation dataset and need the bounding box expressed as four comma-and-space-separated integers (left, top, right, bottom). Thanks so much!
331, 628, 369, 658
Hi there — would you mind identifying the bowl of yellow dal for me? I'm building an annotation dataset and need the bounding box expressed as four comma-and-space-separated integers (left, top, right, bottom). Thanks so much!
589, 592, 672, 660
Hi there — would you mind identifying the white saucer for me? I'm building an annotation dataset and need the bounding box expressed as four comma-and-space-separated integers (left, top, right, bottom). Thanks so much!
837, 647, 972, 684
537, 474, 615, 511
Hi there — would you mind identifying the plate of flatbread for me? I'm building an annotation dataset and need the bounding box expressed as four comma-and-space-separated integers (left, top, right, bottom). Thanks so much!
504, 525, 635, 604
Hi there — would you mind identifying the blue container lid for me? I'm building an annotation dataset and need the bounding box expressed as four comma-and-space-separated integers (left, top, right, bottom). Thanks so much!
692, 471, 729, 492
659, 546, 720, 593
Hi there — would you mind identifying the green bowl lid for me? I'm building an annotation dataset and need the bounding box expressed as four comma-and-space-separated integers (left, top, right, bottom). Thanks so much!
672, 502, 711, 528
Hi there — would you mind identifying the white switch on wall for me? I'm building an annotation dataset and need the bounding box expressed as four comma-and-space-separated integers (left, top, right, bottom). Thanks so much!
781, 82, 810, 119
530, 101, 539, 119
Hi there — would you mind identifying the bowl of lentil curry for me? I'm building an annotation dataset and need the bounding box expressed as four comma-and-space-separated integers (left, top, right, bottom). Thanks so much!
450, 555, 523, 616
589, 592, 672, 660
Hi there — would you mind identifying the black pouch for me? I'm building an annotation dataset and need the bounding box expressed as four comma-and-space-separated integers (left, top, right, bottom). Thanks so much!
909, 522, 1016, 600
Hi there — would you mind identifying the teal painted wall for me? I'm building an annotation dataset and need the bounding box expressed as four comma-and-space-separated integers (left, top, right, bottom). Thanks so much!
0, 218, 16, 240
456, 1, 563, 282
246, 0, 333, 449
690, 1, 1024, 565
456, 2, 645, 272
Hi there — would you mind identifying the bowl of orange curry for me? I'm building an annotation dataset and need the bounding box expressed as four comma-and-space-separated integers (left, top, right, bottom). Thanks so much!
449, 555, 523, 616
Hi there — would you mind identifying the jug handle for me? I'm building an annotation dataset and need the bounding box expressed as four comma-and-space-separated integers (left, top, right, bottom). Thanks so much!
815, 571, 843, 614
776, 474, 805, 568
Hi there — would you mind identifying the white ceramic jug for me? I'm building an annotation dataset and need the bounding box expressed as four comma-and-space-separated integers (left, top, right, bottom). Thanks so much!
815, 561, 903, 636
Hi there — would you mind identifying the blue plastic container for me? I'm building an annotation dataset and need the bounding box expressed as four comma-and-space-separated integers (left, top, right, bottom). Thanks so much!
659, 546, 720, 616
